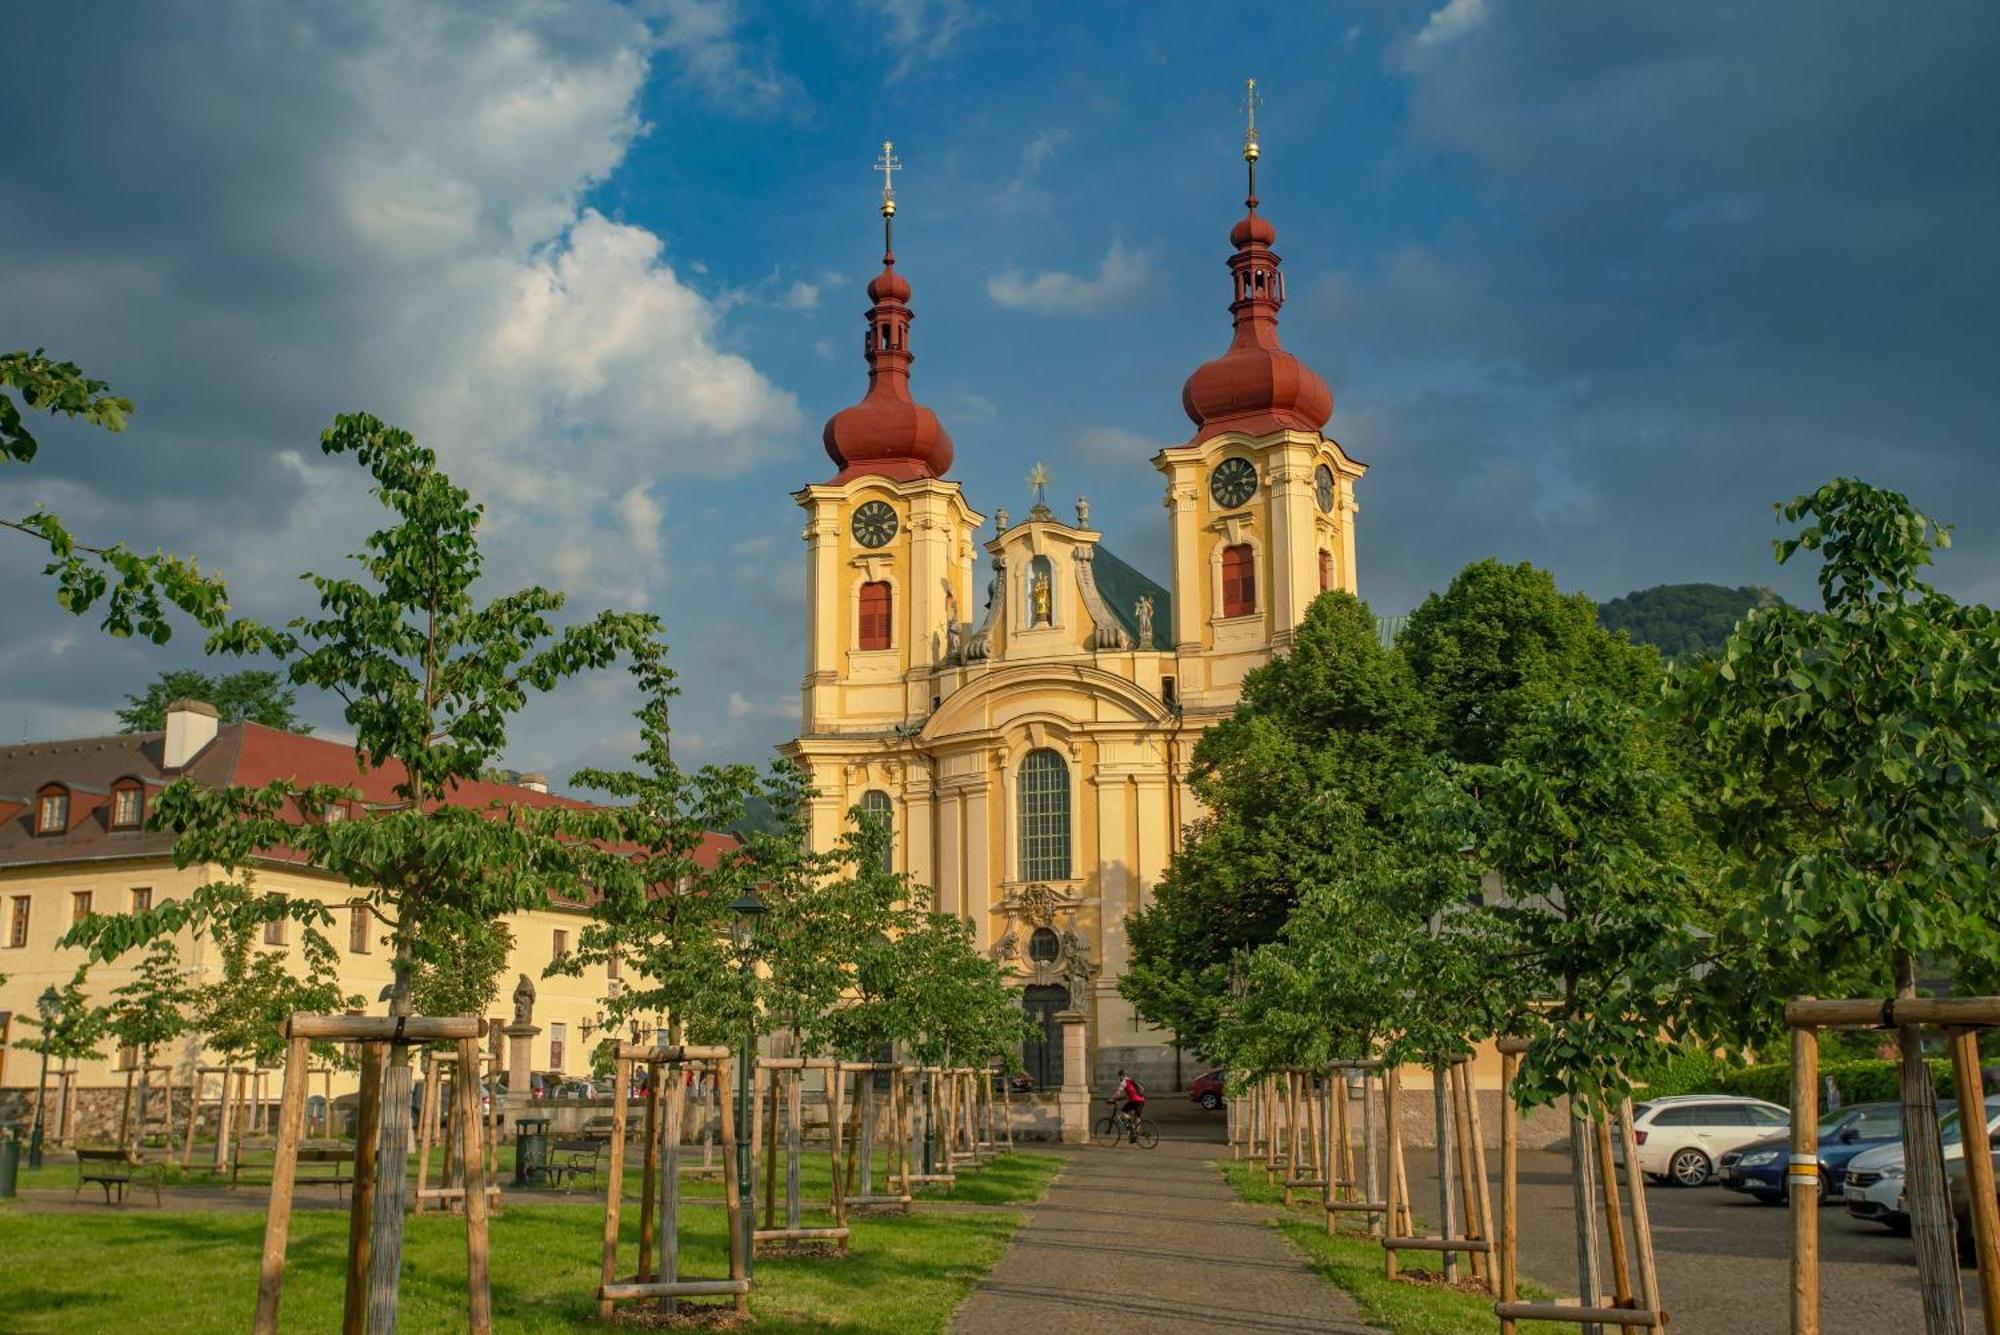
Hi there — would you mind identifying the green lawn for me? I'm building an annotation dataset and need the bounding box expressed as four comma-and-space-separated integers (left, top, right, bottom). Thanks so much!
1219, 1161, 1570, 1335
0, 1151, 1065, 1332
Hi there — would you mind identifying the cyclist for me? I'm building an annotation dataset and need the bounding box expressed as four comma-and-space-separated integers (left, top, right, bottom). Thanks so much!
1115, 1069, 1146, 1142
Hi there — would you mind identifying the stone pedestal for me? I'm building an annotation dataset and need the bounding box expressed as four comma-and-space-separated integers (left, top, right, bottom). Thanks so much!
505, 1023, 540, 1135
1057, 1010, 1091, 1144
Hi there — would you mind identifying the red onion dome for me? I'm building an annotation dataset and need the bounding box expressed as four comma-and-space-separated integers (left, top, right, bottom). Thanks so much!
1182, 205, 1332, 442
823, 249, 953, 483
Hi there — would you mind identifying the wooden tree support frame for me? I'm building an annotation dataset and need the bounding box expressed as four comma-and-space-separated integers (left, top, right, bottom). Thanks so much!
903, 1067, 957, 1187
597, 1042, 748, 1319
1784, 996, 2000, 1335
1277, 1068, 1327, 1205
751, 1057, 851, 1252
182, 1065, 237, 1169
841, 1062, 914, 1210
1323, 1060, 1387, 1237
1380, 1058, 1496, 1291
253, 1014, 493, 1335
937, 1067, 990, 1174
118, 1063, 176, 1152
1494, 1037, 1665, 1333
414, 1047, 502, 1214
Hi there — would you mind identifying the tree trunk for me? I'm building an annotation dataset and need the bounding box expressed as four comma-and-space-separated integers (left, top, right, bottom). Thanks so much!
1896, 949, 1965, 1335
366, 949, 416, 1332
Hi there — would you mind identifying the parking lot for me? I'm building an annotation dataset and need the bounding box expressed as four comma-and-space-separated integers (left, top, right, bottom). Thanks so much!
1402, 1147, 1985, 1334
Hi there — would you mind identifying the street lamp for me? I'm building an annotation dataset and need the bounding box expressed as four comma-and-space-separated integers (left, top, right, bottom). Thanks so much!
729, 888, 765, 1278
28, 985, 60, 1170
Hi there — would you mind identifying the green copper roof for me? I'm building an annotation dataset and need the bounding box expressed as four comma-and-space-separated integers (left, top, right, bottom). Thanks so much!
1092, 545, 1171, 650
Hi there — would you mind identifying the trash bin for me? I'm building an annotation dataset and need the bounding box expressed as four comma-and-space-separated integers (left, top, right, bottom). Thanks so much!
0, 1127, 18, 1199
514, 1117, 552, 1186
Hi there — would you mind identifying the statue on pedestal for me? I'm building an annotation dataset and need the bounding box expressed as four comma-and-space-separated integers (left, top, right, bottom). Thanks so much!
511, 973, 536, 1029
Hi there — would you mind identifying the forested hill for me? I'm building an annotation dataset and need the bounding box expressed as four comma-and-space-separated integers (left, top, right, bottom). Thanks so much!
1597, 583, 1785, 659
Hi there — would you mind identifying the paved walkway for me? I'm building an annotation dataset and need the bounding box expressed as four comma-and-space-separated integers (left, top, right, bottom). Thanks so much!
950, 1135, 1372, 1334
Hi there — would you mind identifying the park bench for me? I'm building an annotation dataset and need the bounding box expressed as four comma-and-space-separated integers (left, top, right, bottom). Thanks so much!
75, 1147, 165, 1206
230, 1139, 357, 1197
537, 1137, 604, 1191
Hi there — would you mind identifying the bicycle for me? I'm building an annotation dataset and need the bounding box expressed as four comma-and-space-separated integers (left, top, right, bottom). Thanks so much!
1093, 1100, 1159, 1149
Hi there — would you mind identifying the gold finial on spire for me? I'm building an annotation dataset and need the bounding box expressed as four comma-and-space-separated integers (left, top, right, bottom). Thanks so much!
1027, 462, 1052, 513
876, 139, 902, 217
1243, 77, 1262, 162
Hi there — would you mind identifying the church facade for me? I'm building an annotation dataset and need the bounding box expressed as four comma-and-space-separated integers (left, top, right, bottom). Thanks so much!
782, 135, 1363, 1091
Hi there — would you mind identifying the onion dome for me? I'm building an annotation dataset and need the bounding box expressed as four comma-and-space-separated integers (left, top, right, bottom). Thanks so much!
1181, 94, 1332, 443
823, 142, 954, 484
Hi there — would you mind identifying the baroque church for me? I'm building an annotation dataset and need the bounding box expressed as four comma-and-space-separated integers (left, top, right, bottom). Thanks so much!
781, 123, 1364, 1091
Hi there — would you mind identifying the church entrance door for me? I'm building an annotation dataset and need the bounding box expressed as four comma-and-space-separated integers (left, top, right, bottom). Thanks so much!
1022, 984, 1068, 1090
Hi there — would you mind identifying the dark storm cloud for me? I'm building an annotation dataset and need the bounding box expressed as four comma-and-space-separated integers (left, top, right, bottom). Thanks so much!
1305, 0, 2000, 614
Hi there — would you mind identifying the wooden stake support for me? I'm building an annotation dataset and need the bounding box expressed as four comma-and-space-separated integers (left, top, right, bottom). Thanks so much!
1324, 1061, 1389, 1236
596, 1042, 749, 1319
414, 1047, 502, 1214
1380, 1058, 1492, 1288
253, 1013, 490, 1335
841, 1062, 914, 1209
750, 1057, 851, 1252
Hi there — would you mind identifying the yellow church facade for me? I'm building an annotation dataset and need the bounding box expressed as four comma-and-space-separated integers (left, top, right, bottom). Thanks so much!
783, 138, 1363, 1090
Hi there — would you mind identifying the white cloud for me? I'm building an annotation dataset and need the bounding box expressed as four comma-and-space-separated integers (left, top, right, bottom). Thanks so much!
648, 0, 801, 113
1074, 425, 1173, 462
867, 0, 981, 81
997, 128, 1069, 212
784, 279, 820, 310
1410, 0, 1487, 54
726, 690, 797, 723
986, 238, 1160, 315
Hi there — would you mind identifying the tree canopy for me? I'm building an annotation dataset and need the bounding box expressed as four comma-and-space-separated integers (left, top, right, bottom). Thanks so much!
117, 668, 311, 733
1597, 582, 1783, 660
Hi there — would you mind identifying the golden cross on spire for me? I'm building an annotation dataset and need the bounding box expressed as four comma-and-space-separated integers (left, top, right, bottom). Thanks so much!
1027, 462, 1051, 509
876, 140, 902, 216
1243, 77, 1262, 161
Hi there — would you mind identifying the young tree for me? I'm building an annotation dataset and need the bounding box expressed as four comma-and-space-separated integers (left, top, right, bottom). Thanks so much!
197, 918, 361, 1072
117, 668, 311, 733
3, 349, 229, 640
12, 967, 112, 1068
64, 412, 655, 1325
1672, 478, 2000, 1324
407, 915, 515, 1024
107, 938, 198, 1144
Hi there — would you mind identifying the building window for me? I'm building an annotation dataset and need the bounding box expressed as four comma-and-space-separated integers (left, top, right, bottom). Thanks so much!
325, 804, 349, 824
349, 904, 370, 954
264, 894, 287, 946
606, 952, 620, 981
552, 928, 568, 961
549, 1022, 567, 1072
1017, 748, 1071, 881
9, 896, 29, 948
36, 790, 68, 835
111, 784, 144, 829
1027, 926, 1060, 962
1221, 543, 1257, 617
1319, 549, 1333, 592
858, 580, 892, 651
71, 891, 92, 924
130, 887, 152, 913
859, 789, 893, 873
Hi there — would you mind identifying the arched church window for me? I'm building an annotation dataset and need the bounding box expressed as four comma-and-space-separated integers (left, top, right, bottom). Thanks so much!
1027, 926, 1060, 963
1222, 544, 1257, 618
858, 789, 893, 873
1017, 748, 1071, 881
859, 580, 892, 650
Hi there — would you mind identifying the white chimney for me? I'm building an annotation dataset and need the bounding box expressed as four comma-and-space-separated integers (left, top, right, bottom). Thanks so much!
163, 698, 220, 769
517, 771, 550, 794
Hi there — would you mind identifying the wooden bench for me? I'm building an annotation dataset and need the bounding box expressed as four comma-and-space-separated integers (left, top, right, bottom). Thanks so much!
537, 1138, 604, 1191
231, 1139, 357, 1197
75, 1147, 164, 1205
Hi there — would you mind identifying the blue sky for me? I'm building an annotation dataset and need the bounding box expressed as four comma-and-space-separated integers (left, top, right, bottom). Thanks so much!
2, 1, 1995, 784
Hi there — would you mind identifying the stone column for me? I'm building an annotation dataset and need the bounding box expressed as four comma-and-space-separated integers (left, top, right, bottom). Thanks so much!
505, 1024, 540, 1135
1058, 1010, 1091, 1144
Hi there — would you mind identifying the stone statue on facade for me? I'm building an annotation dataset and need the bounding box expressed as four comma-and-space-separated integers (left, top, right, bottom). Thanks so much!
1075, 495, 1090, 527
1058, 911, 1096, 991
511, 972, 537, 1028
1134, 594, 1154, 650
992, 925, 1020, 964
944, 586, 963, 661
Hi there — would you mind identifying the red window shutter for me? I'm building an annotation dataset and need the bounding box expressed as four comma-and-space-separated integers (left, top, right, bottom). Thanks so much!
1319, 549, 1333, 591
1221, 544, 1256, 617
859, 581, 893, 650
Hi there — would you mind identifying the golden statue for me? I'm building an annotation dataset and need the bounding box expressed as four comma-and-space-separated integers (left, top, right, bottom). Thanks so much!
1032, 570, 1052, 625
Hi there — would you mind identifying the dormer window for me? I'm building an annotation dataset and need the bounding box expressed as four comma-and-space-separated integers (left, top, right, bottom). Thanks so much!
35, 787, 68, 836
111, 783, 144, 830
325, 804, 350, 824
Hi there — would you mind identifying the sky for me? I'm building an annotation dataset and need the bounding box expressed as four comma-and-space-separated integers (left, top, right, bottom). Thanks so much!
2, 0, 1996, 786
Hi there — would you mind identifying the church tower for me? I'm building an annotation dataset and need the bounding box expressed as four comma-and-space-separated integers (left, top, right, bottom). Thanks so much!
791, 145, 982, 866
1156, 84, 1366, 708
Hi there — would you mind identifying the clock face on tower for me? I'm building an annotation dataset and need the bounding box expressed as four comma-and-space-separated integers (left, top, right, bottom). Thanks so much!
1315, 463, 1336, 514
850, 500, 899, 549
1209, 456, 1257, 509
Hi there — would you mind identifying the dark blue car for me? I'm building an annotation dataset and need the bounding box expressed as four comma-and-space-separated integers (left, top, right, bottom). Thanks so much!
1719, 1101, 1915, 1203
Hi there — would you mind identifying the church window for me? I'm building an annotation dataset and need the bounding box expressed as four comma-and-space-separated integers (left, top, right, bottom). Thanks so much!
1027, 927, 1060, 962
1319, 549, 1333, 592
1017, 748, 1071, 881
859, 789, 893, 872
1222, 544, 1257, 617
859, 580, 892, 650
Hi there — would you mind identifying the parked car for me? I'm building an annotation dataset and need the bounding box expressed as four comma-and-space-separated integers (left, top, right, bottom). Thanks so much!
991, 1071, 1034, 1095
1719, 1100, 1910, 1204
1189, 1068, 1226, 1111
1849, 1096, 2000, 1235
1615, 1094, 1789, 1187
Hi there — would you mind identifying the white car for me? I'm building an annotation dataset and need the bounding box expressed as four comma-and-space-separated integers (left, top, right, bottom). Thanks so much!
1847, 1096, 2000, 1234
1617, 1095, 1789, 1187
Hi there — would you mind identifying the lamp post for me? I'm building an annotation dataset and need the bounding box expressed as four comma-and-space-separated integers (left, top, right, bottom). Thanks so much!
28, 985, 61, 1170
729, 888, 765, 1279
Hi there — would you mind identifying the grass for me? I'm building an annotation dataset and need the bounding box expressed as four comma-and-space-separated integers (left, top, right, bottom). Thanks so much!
0, 1150, 1066, 1332
1218, 1160, 1570, 1335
